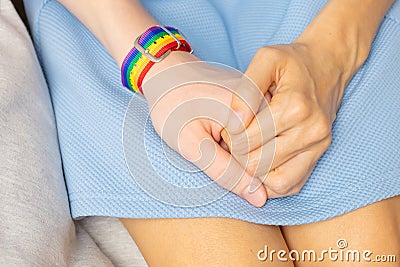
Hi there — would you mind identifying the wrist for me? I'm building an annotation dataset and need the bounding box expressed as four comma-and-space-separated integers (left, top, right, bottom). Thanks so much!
294, 0, 394, 83
120, 25, 194, 94
285, 40, 349, 115
141, 51, 199, 97
141, 51, 198, 98
295, 23, 368, 81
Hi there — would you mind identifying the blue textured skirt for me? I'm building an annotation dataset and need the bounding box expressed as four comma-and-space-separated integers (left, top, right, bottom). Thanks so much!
25, 0, 400, 225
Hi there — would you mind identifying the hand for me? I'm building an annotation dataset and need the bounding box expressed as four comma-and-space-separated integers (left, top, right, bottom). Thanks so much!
143, 52, 267, 207
223, 42, 351, 198
220, 0, 393, 199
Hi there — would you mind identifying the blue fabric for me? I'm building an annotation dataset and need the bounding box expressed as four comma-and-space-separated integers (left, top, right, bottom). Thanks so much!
25, 0, 400, 225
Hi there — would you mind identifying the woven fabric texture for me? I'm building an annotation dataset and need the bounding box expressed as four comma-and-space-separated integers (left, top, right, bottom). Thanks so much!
26, 0, 400, 225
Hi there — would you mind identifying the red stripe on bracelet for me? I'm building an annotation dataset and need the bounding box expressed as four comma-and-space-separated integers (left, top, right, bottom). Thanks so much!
137, 40, 192, 94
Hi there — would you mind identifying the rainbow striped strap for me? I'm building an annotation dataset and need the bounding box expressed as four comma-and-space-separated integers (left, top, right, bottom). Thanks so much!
121, 25, 193, 94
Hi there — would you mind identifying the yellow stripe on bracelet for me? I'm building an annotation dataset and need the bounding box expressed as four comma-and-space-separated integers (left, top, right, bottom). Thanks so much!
121, 26, 193, 94
130, 34, 185, 91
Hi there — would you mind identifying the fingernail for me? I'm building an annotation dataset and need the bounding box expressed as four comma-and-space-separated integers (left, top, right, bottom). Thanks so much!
248, 177, 262, 193
242, 182, 267, 207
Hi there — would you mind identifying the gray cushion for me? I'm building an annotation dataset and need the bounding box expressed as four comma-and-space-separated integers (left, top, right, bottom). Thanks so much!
0, 1, 145, 265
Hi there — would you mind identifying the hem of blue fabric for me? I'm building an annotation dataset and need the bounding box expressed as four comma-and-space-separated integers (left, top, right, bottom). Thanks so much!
31, 0, 400, 226
69, 169, 400, 226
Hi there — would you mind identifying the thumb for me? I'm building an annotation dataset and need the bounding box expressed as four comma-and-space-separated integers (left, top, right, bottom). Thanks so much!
194, 136, 267, 207
225, 50, 277, 135
224, 77, 262, 135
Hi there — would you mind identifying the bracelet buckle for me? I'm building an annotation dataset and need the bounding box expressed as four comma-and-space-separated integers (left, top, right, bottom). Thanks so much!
134, 25, 181, 63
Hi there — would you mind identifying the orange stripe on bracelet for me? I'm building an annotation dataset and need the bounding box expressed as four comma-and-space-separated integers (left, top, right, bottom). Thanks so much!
121, 26, 193, 94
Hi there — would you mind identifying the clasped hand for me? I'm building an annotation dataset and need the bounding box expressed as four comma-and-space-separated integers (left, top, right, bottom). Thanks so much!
222, 43, 346, 200
146, 42, 348, 207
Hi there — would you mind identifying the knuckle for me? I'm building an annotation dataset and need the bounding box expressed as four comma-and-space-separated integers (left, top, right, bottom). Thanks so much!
257, 46, 285, 60
288, 93, 311, 122
291, 186, 302, 195
314, 114, 332, 139
268, 176, 292, 195
284, 180, 306, 196
254, 47, 269, 59
321, 134, 333, 151
256, 46, 269, 56
284, 175, 309, 196
305, 113, 331, 144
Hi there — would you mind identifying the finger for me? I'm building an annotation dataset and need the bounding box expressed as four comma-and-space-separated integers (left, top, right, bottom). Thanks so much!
228, 105, 276, 155
262, 150, 320, 198
225, 78, 266, 136
225, 51, 277, 135
269, 132, 331, 172
219, 138, 229, 152
227, 92, 299, 155
228, 94, 298, 158
221, 92, 271, 153
227, 46, 312, 138
244, 131, 332, 179
233, 89, 314, 155
234, 140, 275, 178
220, 128, 231, 151
267, 91, 303, 137
194, 135, 267, 207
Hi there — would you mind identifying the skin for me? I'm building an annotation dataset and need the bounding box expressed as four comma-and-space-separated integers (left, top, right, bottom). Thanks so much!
58, 0, 399, 265
121, 196, 400, 266
58, 0, 267, 207
281, 195, 400, 267
222, 0, 396, 197
120, 217, 294, 267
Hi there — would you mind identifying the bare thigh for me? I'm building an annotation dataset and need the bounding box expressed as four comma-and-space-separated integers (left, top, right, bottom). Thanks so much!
121, 217, 294, 266
281, 195, 400, 267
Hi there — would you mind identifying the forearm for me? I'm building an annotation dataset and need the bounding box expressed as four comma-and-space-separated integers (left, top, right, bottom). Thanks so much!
58, 0, 157, 67
58, 0, 197, 92
297, 0, 394, 76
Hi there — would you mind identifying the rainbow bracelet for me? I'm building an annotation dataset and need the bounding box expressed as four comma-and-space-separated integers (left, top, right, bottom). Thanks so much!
121, 26, 193, 94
